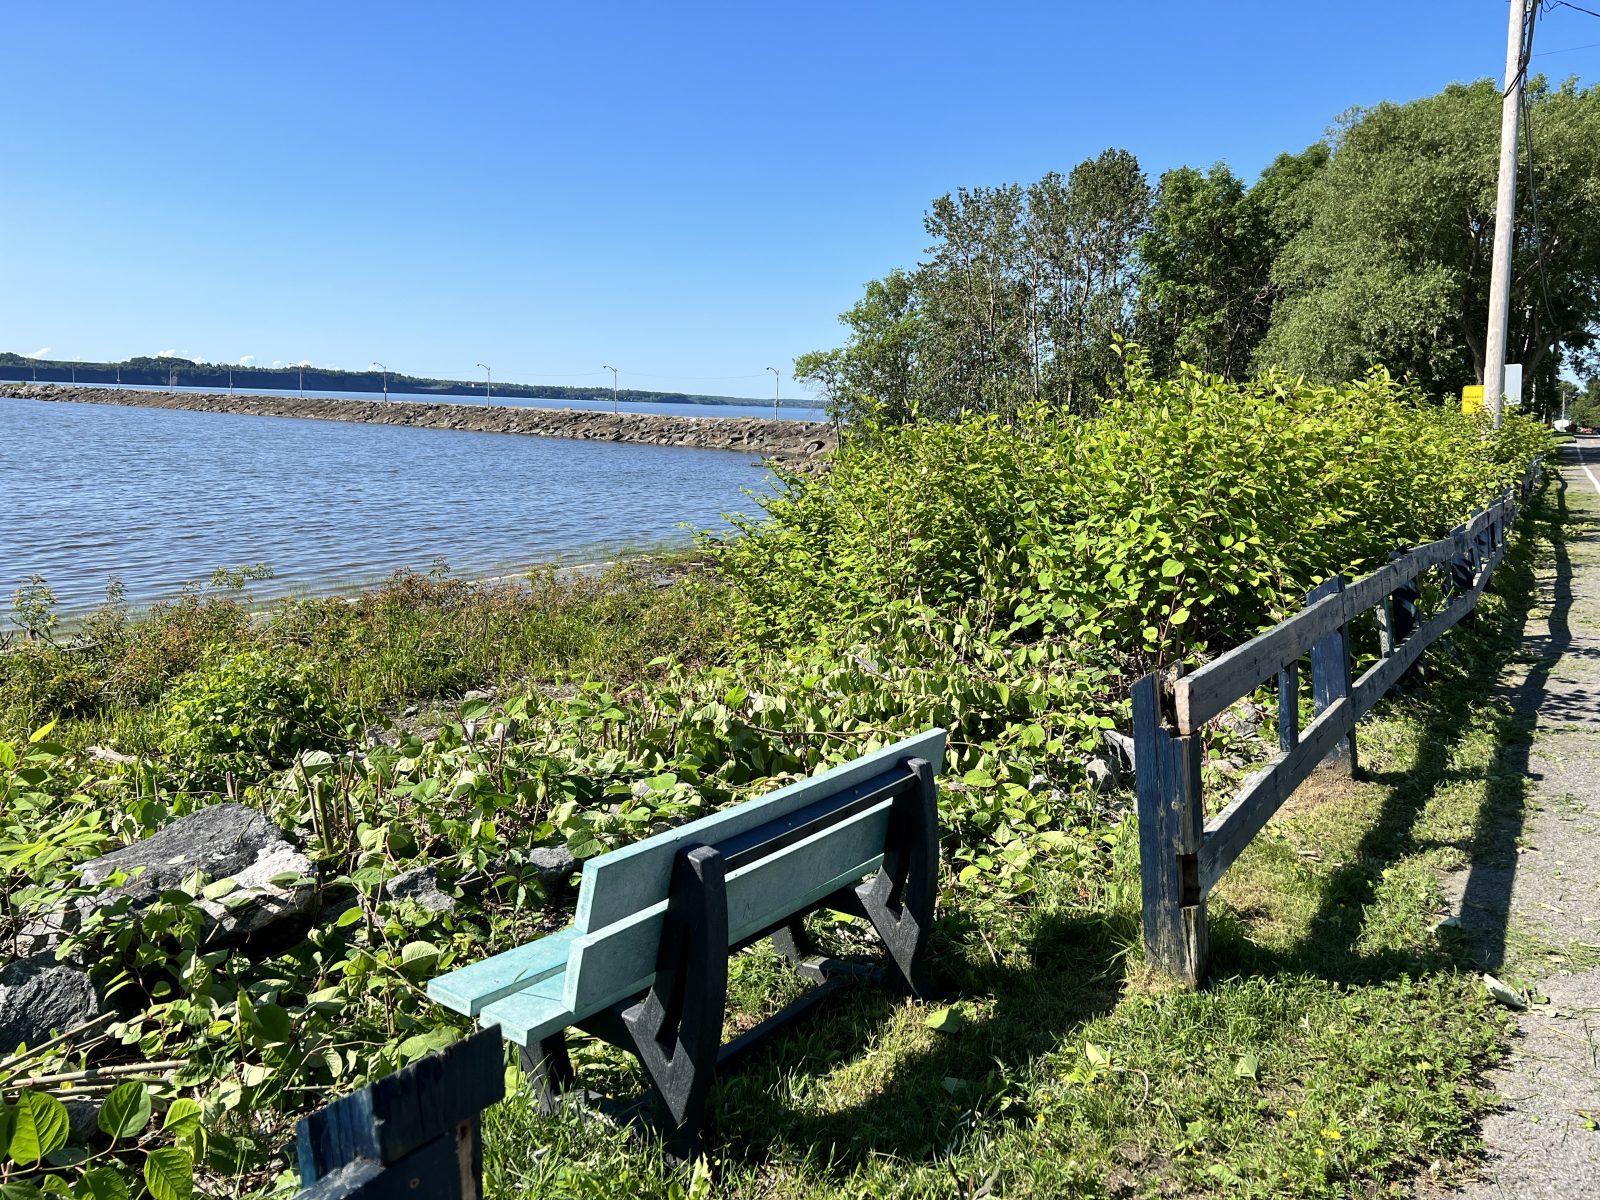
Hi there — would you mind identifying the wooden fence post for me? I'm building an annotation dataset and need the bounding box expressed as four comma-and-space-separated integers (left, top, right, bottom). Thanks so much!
1386, 549, 1421, 685
1307, 575, 1356, 775
1134, 672, 1208, 988
295, 1026, 505, 1200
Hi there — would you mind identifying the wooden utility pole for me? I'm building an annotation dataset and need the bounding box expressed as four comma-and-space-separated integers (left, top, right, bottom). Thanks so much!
1485, 0, 1535, 428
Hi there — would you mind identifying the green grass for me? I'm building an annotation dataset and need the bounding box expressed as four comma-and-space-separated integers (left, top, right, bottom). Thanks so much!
478, 488, 1567, 1199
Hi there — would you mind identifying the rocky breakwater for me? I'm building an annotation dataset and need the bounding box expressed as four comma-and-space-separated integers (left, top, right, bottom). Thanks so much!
2, 384, 837, 461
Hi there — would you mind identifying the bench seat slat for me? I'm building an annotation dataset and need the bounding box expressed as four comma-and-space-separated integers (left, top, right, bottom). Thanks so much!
478, 976, 575, 1047
428, 926, 579, 1017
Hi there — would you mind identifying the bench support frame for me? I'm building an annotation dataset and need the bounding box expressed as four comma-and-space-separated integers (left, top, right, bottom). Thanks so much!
521, 755, 939, 1156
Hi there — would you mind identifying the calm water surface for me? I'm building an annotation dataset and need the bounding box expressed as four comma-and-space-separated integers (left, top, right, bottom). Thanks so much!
1, 397, 771, 616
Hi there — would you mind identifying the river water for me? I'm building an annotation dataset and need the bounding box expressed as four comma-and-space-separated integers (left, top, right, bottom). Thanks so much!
1, 396, 772, 617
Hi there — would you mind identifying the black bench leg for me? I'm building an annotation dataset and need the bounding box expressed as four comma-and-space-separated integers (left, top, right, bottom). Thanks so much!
621, 844, 729, 1156
771, 917, 828, 984
856, 756, 939, 997
519, 1032, 576, 1115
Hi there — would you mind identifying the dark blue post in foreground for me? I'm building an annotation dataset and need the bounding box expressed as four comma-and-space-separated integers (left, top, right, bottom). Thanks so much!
294, 1026, 504, 1200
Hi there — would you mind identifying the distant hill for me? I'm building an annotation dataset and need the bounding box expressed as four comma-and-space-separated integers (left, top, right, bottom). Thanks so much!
0, 353, 761, 406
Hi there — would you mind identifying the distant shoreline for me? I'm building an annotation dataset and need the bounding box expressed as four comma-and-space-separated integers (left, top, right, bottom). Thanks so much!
2, 384, 836, 460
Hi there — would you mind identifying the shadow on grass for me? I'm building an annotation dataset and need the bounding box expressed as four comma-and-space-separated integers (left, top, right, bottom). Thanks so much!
1214, 460, 1586, 986
704, 903, 1131, 1173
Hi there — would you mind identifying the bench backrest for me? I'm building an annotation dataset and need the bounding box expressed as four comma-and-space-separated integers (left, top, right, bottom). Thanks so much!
574, 727, 946, 935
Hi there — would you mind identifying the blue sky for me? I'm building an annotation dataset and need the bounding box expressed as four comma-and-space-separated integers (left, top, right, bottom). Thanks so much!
4, 1, 1596, 399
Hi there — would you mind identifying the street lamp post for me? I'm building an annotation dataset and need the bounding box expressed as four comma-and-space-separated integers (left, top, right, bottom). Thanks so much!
602, 365, 618, 413
299, 367, 304, 395
766, 367, 780, 419
374, 363, 389, 402
228, 368, 234, 393
476, 363, 492, 404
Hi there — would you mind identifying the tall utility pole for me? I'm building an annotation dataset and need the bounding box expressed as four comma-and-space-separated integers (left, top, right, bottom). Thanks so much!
476, 363, 492, 403
602, 365, 618, 412
374, 362, 389, 402
767, 366, 780, 419
1485, 0, 1536, 428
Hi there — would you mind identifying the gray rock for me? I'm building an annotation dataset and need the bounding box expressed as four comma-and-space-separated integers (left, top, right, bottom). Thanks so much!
62, 1097, 101, 1142
385, 865, 456, 914
1086, 757, 1118, 794
1101, 730, 1136, 775
0, 956, 101, 1054
1218, 700, 1267, 739
527, 845, 578, 891
193, 841, 319, 941
78, 803, 283, 900
63, 804, 318, 950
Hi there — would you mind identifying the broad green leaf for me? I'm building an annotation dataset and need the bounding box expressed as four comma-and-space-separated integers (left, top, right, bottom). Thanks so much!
924, 1006, 967, 1033
399, 941, 442, 975
8, 1090, 69, 1164
144, 1147, 194, 1200
252, 1003, 292, 1046
98, 1081, 153, 1139
396, 1026, 460, 1061
78, 1168, 130, 1200
162, 1098, 202, 1137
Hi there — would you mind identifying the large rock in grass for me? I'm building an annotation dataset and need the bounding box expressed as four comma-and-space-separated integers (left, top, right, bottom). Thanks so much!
42, 804, 319, 952
0, 956, 101, 1054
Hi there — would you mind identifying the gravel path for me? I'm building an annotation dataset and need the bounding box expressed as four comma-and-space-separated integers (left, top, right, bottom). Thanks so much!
1447, 436, 1600, 1199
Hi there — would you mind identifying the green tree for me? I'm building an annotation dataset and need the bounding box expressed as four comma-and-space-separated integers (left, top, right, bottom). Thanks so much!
793, 269, 928, 423
1258, 79, 1600, 395
1136, 147, 1328, 378
796, 150, 1150, 423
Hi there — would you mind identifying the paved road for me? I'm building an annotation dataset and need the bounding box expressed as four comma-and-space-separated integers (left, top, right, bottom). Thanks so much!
1449, 435, 1600, 1199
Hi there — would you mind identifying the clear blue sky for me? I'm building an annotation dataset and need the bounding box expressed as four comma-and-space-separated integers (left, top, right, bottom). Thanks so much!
4, 1, 1596, 399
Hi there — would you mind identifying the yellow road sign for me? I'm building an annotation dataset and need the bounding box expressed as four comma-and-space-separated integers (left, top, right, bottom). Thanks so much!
1462, 385, 1485, 415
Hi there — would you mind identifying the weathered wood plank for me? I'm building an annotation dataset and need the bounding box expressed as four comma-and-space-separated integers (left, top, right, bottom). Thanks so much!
1277, 661, 1300, 754
296, 1026, 504, 1186
428, 927, 578, 1017
1174, 536, 1450, 733
575, 728, 945, 932
1198, 694, 1354, 895
1134, 674, 1208, 987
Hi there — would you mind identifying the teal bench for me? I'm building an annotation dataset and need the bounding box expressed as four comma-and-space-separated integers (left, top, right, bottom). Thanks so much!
428, 728, 945, 1151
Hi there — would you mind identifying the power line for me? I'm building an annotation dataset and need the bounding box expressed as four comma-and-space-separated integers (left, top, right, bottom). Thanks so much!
1545, 0, 1600, 20
1518, 84, 1563, 349
1532, 38, 1600, 54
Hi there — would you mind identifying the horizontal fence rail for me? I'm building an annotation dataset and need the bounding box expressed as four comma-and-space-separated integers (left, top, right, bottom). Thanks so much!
1136, 457, 1543, 986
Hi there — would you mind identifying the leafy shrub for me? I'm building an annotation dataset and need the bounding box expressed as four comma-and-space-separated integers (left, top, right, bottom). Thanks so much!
157, 650, 352, 784
708, 350, 1551, 674
0, 1083, 199, 1200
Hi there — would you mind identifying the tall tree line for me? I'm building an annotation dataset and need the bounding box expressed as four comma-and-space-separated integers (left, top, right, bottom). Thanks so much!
799, 77, 1600, 422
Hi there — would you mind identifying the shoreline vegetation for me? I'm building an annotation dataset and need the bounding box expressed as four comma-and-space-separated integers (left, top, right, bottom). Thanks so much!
0, 358, 1556, 1197
1, 384, 837, 461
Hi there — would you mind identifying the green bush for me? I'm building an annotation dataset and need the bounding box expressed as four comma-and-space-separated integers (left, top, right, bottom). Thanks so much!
708, 350, 1551, 674
158, 650, 352, 783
